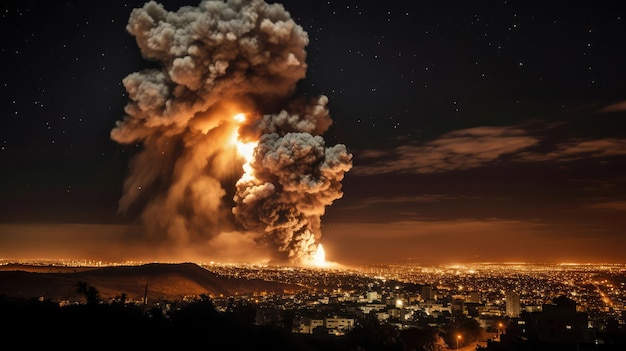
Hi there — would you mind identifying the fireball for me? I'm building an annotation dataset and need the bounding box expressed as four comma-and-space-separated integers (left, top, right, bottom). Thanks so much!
312, 243, 328, 267
231, 113, 258, 180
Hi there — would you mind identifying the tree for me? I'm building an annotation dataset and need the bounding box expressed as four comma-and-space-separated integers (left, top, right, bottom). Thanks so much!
400, 326, 447, 351
226, 298, 257, 325
76, 281, 100, 306
348, 313, 404, 350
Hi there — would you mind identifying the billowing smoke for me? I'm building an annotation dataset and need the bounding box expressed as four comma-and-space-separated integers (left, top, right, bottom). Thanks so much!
111, 0, 352, 264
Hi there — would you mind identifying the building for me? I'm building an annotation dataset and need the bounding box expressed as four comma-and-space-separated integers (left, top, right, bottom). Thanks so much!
486, 296, 598, 350
297, 317, 325, 334
451, 297, 465, 315
366, 291, 378, 303
325, 316, 355, 334
505, 291, 521, 318
469, 291, 481, 303
524, 296, 595, 344
296, 315, 355, 335
422, 285, 435, 300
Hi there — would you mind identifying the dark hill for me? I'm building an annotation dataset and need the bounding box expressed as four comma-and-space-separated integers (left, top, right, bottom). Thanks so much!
0, 263, 99, 273
0, 262, 306, 301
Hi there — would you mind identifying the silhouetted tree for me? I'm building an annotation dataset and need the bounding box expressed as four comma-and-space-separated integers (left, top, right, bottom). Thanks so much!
169, 293, 222, 329
347, 313, 405, 350
400, 326, 447, 351
283, 309, 295, 331
76, 281, 100, 306
226, 298, 257, 325
115, 292, 127, 305
444, 315, 485, 348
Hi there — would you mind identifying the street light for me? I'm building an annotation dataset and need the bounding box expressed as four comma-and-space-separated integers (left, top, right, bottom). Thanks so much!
456, 334, 462, 349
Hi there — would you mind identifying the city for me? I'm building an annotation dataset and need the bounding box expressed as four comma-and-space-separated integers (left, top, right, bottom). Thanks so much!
2, 259, 625, 350
205, 262, 626, 347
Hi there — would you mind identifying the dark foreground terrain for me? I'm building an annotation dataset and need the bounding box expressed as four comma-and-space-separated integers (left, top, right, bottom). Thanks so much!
0, 263, 344, 349
3, 263, 626, 350
4, 289, 625, 351
0, 262, 306, 301
1, 293, 347, 350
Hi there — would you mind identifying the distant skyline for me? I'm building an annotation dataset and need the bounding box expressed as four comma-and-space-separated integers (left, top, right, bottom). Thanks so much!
1, 1, 626, 265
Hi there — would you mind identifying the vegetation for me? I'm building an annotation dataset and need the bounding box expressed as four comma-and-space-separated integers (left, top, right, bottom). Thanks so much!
0, 281, 478, 350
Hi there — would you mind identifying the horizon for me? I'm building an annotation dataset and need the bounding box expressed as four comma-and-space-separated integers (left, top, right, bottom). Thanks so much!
3, 256, 625, 269
2, 221, 625, 265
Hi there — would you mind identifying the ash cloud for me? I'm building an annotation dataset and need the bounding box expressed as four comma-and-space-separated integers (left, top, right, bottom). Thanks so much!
233, 130, 352, 262
111, 0, 352, 264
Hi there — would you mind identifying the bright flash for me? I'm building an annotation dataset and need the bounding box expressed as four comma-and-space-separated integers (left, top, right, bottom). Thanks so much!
233, 113, 246, 123
236, 140, 256, 163
312, 243, 326, 267
231, 113, 258, 178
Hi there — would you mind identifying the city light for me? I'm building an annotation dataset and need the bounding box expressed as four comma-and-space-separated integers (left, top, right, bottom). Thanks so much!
2, 259, 625, 349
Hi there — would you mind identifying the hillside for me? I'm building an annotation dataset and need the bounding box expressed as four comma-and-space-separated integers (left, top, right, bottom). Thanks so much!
0, 262, 307, 302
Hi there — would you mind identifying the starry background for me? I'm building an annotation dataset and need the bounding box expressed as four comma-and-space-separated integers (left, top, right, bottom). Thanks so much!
1, 1, 626, 265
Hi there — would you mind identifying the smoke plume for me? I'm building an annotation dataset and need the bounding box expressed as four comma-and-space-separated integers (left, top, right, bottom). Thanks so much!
111, 0, 352, 264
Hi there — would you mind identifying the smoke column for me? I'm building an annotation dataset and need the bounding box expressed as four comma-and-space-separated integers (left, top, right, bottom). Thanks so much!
111, 0, 352, 264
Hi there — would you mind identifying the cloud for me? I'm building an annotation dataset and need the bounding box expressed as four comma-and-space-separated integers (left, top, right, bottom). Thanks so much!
598, 100, 626, 113
584, 200, 626, 211
342, 194, 478, 210
353, 117, 626, 177
352, 126, 539, 176
331, 218, 542, 239
517, 138, 626, 162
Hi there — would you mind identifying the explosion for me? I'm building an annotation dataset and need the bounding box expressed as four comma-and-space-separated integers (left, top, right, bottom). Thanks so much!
231, 113, 257, 181
303, 243, 341, 269
111, 0, 352, 265
313, 243, 326, 267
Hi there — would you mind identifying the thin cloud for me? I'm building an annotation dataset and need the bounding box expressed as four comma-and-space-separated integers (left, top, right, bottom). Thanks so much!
353, 126, 539, 176
517, 138, 626, 162
327, 218, 543, 239
598, 100, 626, 113
584, 200, 626, 211
342, 194, 477, 210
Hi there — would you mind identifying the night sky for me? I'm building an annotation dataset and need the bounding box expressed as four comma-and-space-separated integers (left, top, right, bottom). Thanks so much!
1, 1, 626, 265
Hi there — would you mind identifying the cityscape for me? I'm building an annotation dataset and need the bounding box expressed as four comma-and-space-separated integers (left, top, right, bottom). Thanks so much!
2, 258, 625, 350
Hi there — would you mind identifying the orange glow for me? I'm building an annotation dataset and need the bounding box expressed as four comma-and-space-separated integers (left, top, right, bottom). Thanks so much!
231, 113, 258, 180
233, 112, 246, 123
313, 243, 326, 266
236, 140, 256, 164
302, 243, 343, 269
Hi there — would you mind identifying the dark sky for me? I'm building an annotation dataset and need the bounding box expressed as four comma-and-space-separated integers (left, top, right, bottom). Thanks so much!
1, 1, 626, 265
